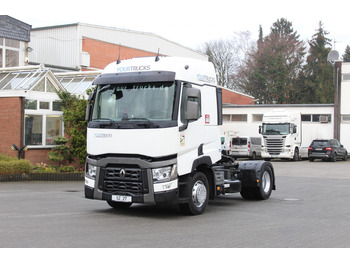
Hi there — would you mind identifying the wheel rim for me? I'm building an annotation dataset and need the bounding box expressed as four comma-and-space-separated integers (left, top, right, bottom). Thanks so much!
261, 171, 271, 193
192, 180, 207, 207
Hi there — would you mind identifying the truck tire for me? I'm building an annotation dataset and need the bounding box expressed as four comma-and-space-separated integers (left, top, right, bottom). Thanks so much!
240, 165, 273, 200
107, 200, 132, 209
293, 148, 299, 161
179, 172, 209, 215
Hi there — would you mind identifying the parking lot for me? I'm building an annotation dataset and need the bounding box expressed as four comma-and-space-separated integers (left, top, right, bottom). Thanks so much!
0, 159, 349, 248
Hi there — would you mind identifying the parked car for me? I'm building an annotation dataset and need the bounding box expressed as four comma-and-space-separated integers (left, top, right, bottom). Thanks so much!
229, 136, 262, 160
308, 139, 348, 162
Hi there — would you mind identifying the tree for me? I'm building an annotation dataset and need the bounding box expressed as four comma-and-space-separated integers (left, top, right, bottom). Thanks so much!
57, 91, 88, 164
237, 18, 306, 104
302, 21, 333, 103
199, 31, 254, 90
200, 39, 236, 89
48, 136, 73, 165
342, 45, 350, 62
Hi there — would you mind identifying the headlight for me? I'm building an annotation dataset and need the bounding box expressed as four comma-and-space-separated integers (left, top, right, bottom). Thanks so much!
152, 165, 177, 183
87, 164, 97, 179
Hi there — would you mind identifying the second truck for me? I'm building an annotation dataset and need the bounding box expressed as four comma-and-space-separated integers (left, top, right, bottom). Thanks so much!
84, 56, 276, 215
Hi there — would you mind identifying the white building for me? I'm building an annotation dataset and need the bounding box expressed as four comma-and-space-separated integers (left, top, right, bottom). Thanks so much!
221, 62, 350, 153
28, 23, 207, 71
340, 62, 350, 150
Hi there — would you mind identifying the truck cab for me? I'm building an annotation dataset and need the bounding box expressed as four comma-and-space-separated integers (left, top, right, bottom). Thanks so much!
259, 109, 301, 160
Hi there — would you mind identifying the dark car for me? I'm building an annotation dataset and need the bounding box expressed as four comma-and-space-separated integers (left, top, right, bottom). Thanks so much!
308, 139, 348, 162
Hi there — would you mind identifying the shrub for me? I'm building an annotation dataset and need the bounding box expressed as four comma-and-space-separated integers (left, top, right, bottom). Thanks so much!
0, 154, 33, 175
58, 165, 75, 173
48, 136, 73, 165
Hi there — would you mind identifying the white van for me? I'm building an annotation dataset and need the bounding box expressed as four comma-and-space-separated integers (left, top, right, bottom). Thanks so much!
230, 136, 262, 160
220, 135, 230, 155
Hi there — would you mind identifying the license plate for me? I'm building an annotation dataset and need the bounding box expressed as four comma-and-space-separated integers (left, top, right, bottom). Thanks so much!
112, 195, 132, 203
316, 148, 323, 151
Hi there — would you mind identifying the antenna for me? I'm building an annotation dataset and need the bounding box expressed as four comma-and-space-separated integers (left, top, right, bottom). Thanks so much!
327, 50, 339, 63
155, 48, 160, 62
116, 44, 121, 64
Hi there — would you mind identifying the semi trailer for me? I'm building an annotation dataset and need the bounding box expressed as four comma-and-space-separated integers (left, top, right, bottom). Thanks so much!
84, 56, 276, 215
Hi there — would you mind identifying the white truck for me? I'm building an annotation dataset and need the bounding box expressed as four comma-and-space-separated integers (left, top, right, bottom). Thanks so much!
84, 56, 276, 215
259, 109, 302, 160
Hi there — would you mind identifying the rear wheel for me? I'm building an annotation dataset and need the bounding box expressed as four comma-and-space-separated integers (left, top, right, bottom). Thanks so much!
331, 153, 337, 162
240, 165, 273, 200
179, 172, 209, 216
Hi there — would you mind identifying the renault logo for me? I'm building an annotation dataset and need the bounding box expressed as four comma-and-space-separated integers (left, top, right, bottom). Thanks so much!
119, 169, 126, 178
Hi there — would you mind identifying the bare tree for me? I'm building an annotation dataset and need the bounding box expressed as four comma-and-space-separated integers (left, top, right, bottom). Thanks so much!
199, 32, 254, 90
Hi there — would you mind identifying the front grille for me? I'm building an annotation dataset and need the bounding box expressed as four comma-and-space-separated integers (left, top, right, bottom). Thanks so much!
265, 138, 284, 154
102, 166, 148, 194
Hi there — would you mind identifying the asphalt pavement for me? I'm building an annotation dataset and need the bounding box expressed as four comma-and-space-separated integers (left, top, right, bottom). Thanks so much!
0, 159, 349, 248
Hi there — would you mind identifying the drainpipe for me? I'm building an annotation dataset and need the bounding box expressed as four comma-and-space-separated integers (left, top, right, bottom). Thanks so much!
333, 61, 342, 140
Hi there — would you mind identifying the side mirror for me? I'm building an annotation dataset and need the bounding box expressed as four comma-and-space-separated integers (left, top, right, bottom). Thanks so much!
185, 101, 199, 120
85, 104, 90, 121
85, 90, 96, 121
259, 126, 262, 134
185, 88, 201, 121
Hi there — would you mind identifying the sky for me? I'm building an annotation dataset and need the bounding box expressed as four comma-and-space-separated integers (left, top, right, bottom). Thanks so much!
3, 0, 350, 57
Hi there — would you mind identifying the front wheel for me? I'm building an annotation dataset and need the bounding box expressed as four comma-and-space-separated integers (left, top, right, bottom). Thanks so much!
179, 172, 209, 216
293, 148, 299, 161
343, 152, 348, 161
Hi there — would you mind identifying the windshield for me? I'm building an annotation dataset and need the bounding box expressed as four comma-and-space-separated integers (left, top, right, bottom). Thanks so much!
262, 123, 290, 135
231, 137, 247, 146
92, 82, 176, 122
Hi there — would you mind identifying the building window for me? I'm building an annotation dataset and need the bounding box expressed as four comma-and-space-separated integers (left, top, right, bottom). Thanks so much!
24, 99, 63, 147
25, 115, 43, 145
312, 114, 331, 123
46, 115, 63, 145
343, 74, 350, 81
223, 114, 248, 122
301, 114, 311, 122
0, 38, 20, 68
53, 101, 62, 111
25, 99, 37, 110
39, 101, 50, 110
342, 115, 350, 122
252, 114, 263, 122
231, 114, 247, 122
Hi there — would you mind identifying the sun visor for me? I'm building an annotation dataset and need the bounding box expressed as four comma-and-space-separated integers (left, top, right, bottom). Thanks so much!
93, 71, 176, 85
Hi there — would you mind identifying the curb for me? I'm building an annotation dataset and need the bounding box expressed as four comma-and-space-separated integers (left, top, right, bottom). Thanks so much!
0, 173, 84, 182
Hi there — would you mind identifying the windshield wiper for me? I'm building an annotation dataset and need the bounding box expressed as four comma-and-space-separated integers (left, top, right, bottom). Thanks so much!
93, 118, 119, 128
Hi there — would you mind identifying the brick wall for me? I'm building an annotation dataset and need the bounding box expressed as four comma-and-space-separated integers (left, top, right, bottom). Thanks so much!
0, 97, 24, 157
0, 97, 66, 166
222, 88, 254, 105
82, 37, 158, 70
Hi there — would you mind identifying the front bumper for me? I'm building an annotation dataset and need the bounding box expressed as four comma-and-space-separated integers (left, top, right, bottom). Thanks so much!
84, 155, 179, 205
261, 151, 293, 159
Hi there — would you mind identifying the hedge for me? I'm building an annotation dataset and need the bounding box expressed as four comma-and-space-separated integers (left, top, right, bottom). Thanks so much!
0, 156, 33, 175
